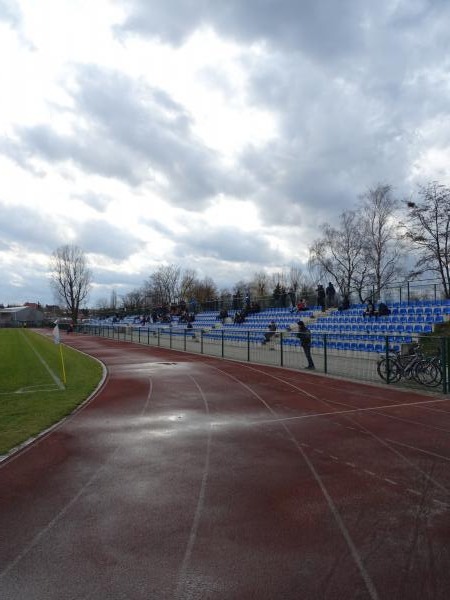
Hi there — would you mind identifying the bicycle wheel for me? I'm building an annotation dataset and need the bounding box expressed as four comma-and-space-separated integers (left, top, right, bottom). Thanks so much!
415, 360, 442, 387
377, 357, 401, 383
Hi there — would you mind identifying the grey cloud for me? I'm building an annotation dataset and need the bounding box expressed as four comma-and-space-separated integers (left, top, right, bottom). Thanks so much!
74, 191, 112, 213
142, 218, 174, 236
16, 124, 144, 184
0, 200, 64, 251
173, 225, 283, 265
117, 0, 367, 59
92, 270, 143, 286
5, 65, 244, 209
0, 264, 51, 305
76, 219, 144, 260
0, 136, 46, 177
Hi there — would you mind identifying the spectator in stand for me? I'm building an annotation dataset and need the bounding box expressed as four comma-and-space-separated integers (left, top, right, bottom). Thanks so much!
234, 311, 245, 324
298, 298, 308, 311
326, 282, 336, 308
363, 300, 375, 317
317, 284, 326, 312
219, 308, 229, 323
291, 298, 308, 313
377, 301, 391, 316
296, 321, 315, 369
262, 320, 277, 344
245, 291, 251, 310
250, 302, 261, 314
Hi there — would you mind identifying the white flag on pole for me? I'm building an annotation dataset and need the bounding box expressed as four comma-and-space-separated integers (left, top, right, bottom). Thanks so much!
52, 324, 60, 345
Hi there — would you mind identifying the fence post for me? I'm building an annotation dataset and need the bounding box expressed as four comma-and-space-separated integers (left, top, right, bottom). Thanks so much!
280, 332, 284, 367
385, 335, 390, 384
221, 329, 224, 358
184, 329, 187, 351
138, 328, 141, 344
247, 330, 251, 362
201, 330, 204, 354
407, 281, 410, 304
170, 327, 173, 349
157, 328, 161, 347
441, 337, 447, 394
147, 328, 150, 345
323, 334, 327, 374
434, 284, 437, 302
446, 337, 450, 394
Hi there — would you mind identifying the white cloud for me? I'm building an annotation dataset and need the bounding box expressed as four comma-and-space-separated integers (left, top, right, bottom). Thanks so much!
1, 0, 450, 306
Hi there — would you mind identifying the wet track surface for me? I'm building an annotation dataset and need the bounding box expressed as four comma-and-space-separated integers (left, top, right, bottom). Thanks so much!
1, 335, 450, 599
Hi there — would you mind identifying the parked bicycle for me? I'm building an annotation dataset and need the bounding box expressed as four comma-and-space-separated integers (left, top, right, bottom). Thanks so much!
377, 344, 442, 387
414, 351, 443, 387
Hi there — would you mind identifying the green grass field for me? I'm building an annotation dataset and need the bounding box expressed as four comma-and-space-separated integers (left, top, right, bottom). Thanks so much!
0, 329, 103, 455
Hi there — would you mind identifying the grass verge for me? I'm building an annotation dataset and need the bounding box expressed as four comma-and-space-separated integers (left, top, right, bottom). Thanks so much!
0, 329, 103, 455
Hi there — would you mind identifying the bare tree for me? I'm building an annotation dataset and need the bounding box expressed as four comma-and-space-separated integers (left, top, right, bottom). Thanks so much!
191, 276, 218, 306
251, 271, 269, 298
179, 269, 197, 300
149, 264, 182, 305
400, 182, 450, 298
122, 290, 145, 311
309, 210, 366, 304
359, 184, 404, 300
50, 245, 92, 324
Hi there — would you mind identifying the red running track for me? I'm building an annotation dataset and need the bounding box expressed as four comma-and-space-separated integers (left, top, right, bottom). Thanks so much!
1, 334, 450, 599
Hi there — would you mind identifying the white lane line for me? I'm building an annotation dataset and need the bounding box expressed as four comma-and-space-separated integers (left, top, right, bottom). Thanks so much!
0, 377, 153, 580
212, 366, 380, 600
384, 478, 398, 486
385, 439, 450, 463
20, 332, 64, 390
433, 499, 449, 508
175, 375, 212, 600
250, 396, 450, 427
407, 488, 421, 497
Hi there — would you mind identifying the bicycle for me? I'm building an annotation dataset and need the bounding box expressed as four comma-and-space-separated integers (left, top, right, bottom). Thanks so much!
414, 352, 443, 387
377, 344, 425, 385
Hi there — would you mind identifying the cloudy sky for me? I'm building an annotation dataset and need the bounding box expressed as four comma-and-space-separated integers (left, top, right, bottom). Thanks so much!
1, 0, 450, 307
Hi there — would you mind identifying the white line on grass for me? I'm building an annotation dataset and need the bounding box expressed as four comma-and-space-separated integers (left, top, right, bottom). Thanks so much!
20, 331, 65, 390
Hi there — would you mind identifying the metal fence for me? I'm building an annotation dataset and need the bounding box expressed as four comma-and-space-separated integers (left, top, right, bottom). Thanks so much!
76, 324, 450, 395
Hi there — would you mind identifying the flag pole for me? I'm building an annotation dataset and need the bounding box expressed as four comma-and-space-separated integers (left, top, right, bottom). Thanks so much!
52, 323, 67, 385
59, 343, 67, 384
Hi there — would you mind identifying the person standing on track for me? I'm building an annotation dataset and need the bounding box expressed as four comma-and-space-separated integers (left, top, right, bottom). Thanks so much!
297, 320, 315, 369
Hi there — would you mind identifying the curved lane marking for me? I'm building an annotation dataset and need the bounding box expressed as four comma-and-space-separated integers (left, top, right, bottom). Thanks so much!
0, 378, 153, 580
211, 365, 380, 600
175, 375, 212, 600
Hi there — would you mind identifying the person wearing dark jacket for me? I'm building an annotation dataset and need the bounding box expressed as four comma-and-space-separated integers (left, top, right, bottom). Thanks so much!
317, 284, 326, 312
297, 321, 315, 369
377, 302, 391, 316
325, 282, 336, 308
